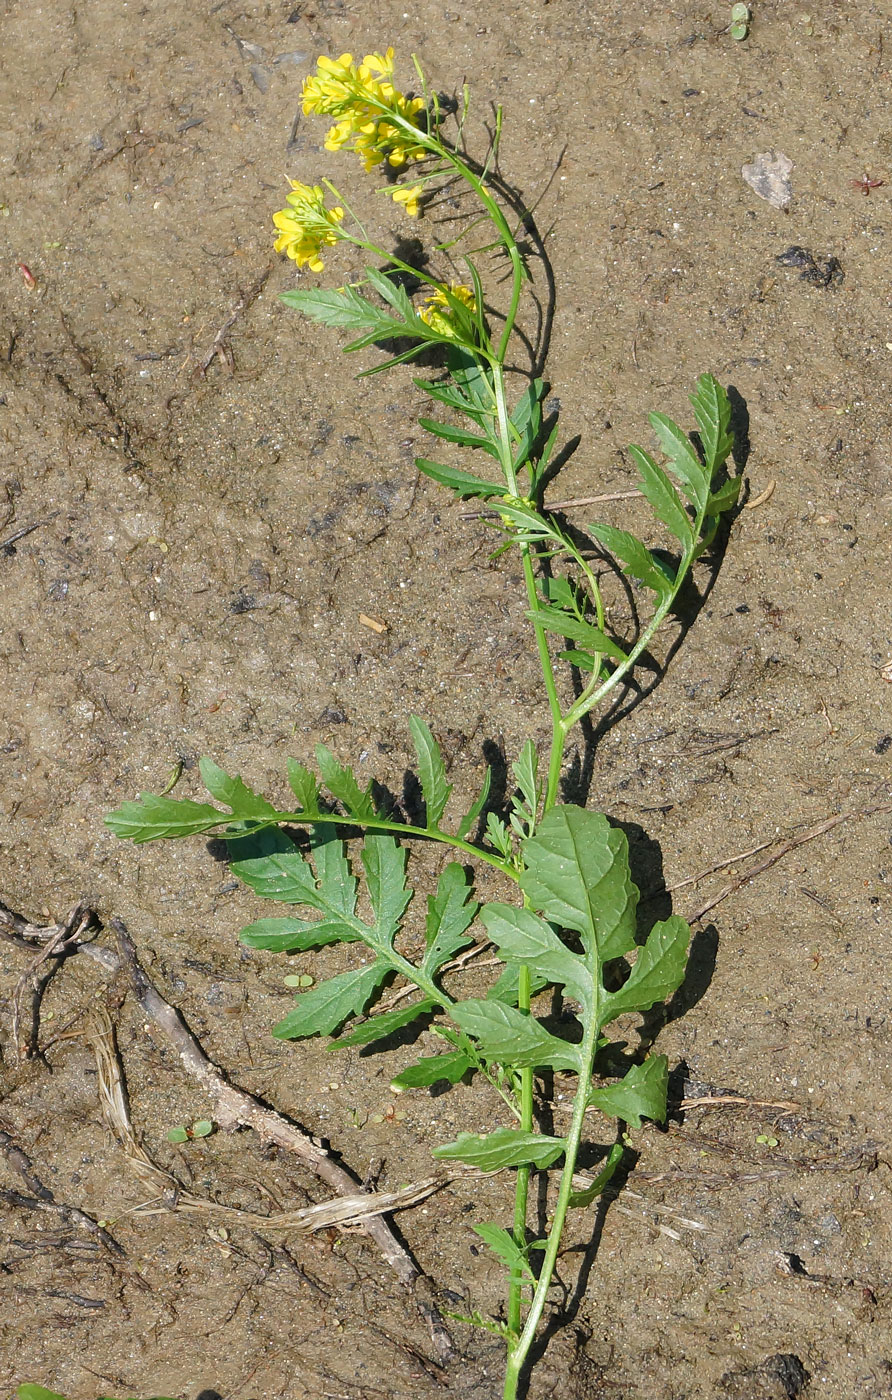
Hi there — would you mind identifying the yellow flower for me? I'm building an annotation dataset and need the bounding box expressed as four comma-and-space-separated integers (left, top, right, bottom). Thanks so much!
391, 183, 423, 218
301, 49, 430, 172
418, 283, 477, 336
272, 181, 345, 271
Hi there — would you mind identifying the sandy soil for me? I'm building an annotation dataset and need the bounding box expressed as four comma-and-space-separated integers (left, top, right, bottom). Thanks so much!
1, 2, 892, 1397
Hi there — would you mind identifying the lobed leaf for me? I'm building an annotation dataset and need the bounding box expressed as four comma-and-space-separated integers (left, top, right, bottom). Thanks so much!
471, 1222, 538, 1281
198, 758, 279, 820
568, 1142, 625, 1208
588, 1054, 669, 1128
315, 744, 376, 819
361, 833, 411, 938
421, 863, 478, 979
287, 758, 320, 813
480, 904, 591, 1012
231, 847, 323, 905
409, 715, 453, 829
432, 1126, 566, 1171
520, 807, 638, 962
705, 475, 742, 518
511, 739, 539, 820
240, 915, 360, 952
601, 915, 690, 1022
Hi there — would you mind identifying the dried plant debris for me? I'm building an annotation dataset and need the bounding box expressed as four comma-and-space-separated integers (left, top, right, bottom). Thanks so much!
776, 245, 844, 289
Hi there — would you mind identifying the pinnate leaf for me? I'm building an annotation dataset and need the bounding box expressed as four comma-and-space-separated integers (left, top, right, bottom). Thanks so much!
198, 758, 279, 819
471, 1222, 538, 1280
480, 904, 591, 1011
690, 373, 734, 472
240, 915, 360, 952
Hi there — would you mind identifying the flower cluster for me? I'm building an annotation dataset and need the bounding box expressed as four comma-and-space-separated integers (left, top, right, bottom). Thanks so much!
302, 48, 430, 173
418, 283, 477, 337
272, 181, 345, 271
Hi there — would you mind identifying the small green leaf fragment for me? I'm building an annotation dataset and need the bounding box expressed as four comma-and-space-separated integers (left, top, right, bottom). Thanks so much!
330, 998, 436, 1047
589, 1055, 669, 1128
456, 765, 492, 841
315, 744, 376, 819
191, 1120, 214, 1138
166, 1126, 189, 1143
286, 758, 320, 812
197, 759, 278, 819
390, 1049, 472, 1089
415, 457, 503, 499
433, 1127, 566, 1171
409, 715, 453, 829
472, 1222, 537, 1280
589, 523, 674, 595
421, 863, 477, 979
568, 1142, 625, 1207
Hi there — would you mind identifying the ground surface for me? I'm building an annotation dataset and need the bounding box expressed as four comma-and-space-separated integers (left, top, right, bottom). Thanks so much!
1, 2, 891, 1398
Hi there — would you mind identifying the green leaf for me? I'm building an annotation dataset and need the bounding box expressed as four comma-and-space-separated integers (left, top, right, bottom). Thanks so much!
421, 863, 478, 978
279, 285, 407, 337
448, 346, 495, 411
480, 904, 591, 1011
649, 412, 709, 513
287, 758, 320, 813
105, 793, 224, 843
511, 739, 539, 819
527, 608, 628, 663
589, 523, 674, 596
409, 715, 453, 829
315, 744, 376, 819
432, 1127, 566, 1171
330, 997, 437, 1047
272, 962, 389, 1039
166, 1125, 189, 1143
416, 457, 503, 499
418, 416, 500, 457
538, 575, 579, 612
450, 998, 582, 1072
520, 807, 638, 962
239, 915, 359, 951
471, 1222, 538, 1281
390, 1049, 472, 1089
509, 378, 546, 438
558, 647, 601, 674
690, 373, 734, 473
485, 812, 513, 858
231, 847, 324, 905
361, 834, 411, 936
456, 765, 492, 840
413, 375, 490, 427
628, 445, 694, 548
198, 758, 279, 820
602, 915, 690, 1022
485, 962, 550, 1004
191, 1120, 214, 1137
363, 266, 420, 325
589, 1055, 669, 1128
568, 1142, 624, 1207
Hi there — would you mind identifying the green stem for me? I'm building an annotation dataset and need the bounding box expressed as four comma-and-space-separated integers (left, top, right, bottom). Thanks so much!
216, 810, 517, 878
503, 992, 605, 1400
